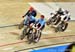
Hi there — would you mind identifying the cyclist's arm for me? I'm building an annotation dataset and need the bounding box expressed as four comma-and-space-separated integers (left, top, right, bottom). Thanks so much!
22, 10, 30, 18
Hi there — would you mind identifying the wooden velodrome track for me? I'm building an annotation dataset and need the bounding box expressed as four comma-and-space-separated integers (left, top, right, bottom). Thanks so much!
0, 0, 75, 52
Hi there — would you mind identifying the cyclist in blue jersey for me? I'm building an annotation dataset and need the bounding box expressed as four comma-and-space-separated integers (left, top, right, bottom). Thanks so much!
33, 15, 46, 43
19, 7, 37, 29
36, 15, 46, 31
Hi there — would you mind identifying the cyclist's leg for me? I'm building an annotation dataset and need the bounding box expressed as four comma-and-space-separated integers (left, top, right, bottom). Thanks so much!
40, 25, 45, 31
23, 18, 28, 25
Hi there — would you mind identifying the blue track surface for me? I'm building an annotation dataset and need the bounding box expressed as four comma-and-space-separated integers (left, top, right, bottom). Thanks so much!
31, 44, 70, 52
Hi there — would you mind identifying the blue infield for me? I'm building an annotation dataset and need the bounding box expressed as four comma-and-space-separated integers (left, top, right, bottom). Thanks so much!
30, 44, 70, 52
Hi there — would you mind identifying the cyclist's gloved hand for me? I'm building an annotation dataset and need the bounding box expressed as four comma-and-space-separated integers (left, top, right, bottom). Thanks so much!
22, 16, 25, 18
